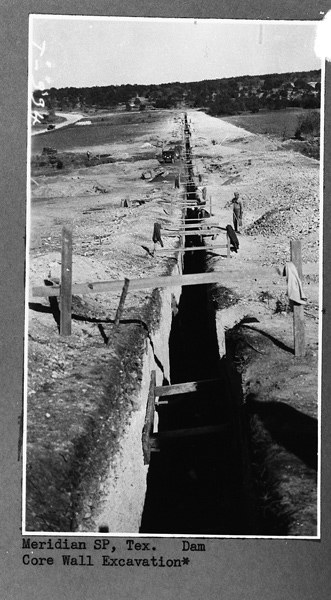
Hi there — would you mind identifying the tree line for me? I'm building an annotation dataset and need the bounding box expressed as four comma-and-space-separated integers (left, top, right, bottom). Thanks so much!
34, 69, 321, 116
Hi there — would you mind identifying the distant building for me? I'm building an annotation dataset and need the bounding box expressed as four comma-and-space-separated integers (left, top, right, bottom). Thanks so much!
128, 95, 149, 110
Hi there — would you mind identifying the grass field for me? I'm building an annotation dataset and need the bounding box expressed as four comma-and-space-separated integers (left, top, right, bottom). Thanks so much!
221, 108, 320, 140
31, 110, 172, 154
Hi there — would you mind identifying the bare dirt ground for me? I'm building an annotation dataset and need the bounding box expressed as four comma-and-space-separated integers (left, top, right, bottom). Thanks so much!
26, 108, 320, 535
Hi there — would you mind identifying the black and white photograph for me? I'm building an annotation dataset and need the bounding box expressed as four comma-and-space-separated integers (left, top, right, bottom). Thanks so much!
25, 15, 322, 538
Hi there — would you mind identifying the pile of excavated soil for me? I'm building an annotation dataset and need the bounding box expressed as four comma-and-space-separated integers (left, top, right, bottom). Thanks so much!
245, 165, 319, 240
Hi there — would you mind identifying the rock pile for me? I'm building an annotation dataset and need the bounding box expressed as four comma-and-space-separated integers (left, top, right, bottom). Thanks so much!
245, 168, 319, 240
246, 198, 319, 238
247, 206, 291, 236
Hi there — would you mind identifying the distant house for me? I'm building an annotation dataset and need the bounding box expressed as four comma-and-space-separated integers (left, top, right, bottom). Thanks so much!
128, 95, 148, 110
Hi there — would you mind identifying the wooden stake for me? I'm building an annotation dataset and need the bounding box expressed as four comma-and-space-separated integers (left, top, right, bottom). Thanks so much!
114, 277, 130, 326
290, 240, 305, 356
60, 225, 72, 336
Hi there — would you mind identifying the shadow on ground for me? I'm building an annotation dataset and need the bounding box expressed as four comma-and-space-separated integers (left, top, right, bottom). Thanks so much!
246, 394, 317, 471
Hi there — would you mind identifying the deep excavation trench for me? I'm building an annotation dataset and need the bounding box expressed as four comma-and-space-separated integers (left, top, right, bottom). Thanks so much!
140, 135, 255, 533
140, 240, 252, 534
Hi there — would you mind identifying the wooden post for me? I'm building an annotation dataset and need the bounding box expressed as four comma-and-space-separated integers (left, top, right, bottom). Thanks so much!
290, 240, 305, 357
210, 195, 212, 215
227, 232, 231, 259
114, 277, 130, 326
60, 225, 73, 336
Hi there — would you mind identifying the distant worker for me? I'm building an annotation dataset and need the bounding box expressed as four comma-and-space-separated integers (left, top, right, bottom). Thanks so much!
175, 173, 180, 189
231, 191, 243, 233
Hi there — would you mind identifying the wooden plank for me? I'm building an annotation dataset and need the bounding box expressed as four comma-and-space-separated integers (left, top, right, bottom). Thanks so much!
176, 224, 222, 230
165, 234, 217, 239
32, 270, 225, 298
290, 240, 305, 356
180, 204, 207, 208
142, 370, 156, 465
180, 204, 209, 208
183, 219, 212, 223
60, 225, 72, 336
165, 226, 222, 232
155, 244, 227, 254
150, 423, 228, 447
155, 377, 222, 397
165, 230, 221, 237
165, 225, 215, 230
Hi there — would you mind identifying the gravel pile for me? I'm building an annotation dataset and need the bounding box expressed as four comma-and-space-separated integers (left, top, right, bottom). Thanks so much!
245, 184, 319, 239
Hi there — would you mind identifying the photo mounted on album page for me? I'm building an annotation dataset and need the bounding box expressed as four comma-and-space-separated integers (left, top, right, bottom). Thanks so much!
24, 14, 322, 541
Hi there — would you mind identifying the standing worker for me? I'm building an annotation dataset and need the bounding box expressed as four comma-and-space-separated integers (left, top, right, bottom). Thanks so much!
231, 191, 243, 233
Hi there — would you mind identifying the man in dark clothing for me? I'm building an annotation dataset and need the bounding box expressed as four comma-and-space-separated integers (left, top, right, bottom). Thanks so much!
152, 222, 163, 255
231, 191, 243, 233
198, 208, 210, 219
226, 224, 239, 253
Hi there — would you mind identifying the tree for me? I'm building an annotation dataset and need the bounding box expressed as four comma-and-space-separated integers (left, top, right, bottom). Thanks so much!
295, 110, 320, 138
245, 95, 260, 113
294, 78, 309, 90
301, 94, 320, 109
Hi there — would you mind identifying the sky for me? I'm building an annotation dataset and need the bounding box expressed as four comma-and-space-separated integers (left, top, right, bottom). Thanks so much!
30, 17, 321, 91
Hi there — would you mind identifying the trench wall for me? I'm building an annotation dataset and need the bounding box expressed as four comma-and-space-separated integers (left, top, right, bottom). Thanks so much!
91, 267, 182, 533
